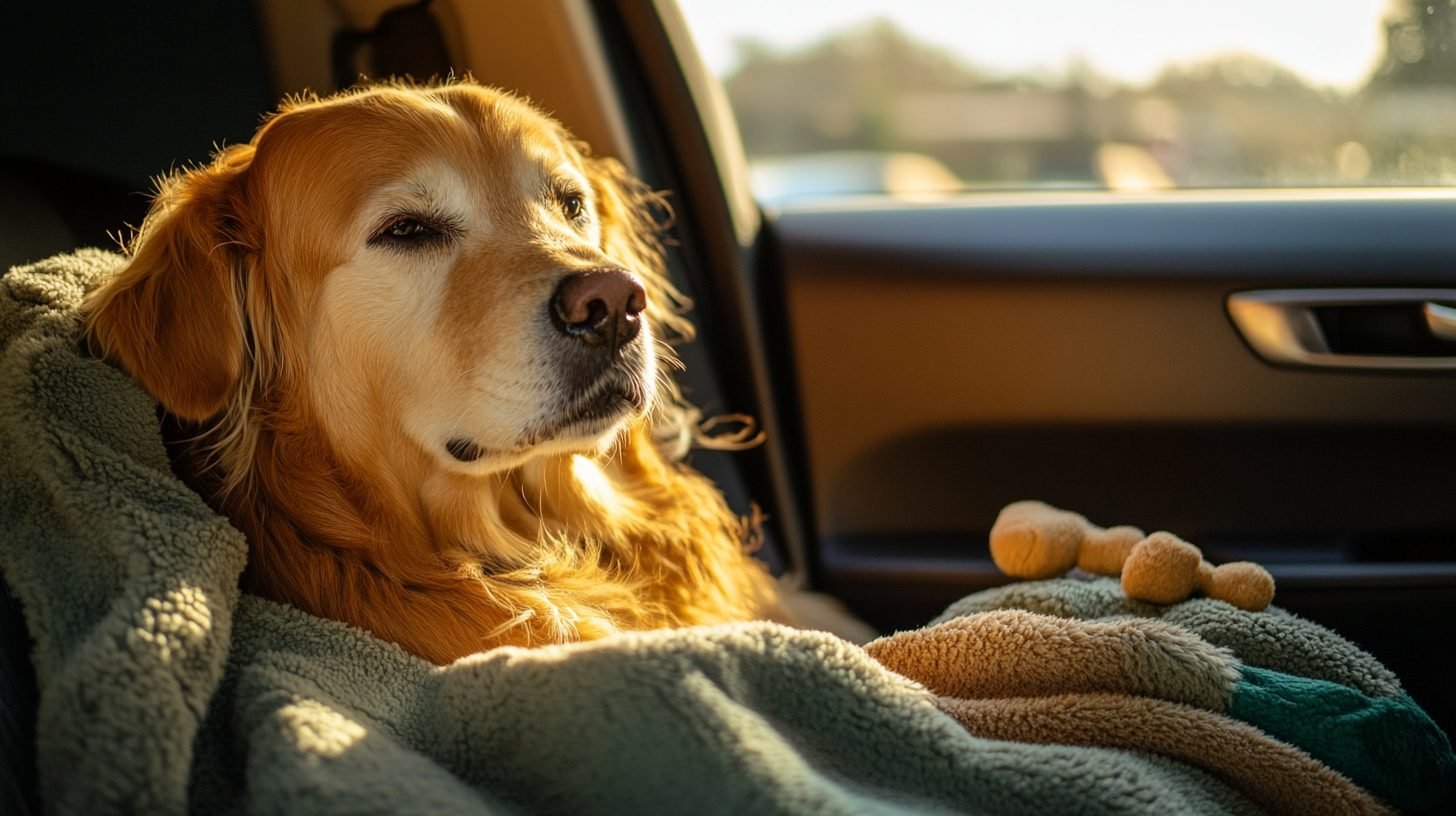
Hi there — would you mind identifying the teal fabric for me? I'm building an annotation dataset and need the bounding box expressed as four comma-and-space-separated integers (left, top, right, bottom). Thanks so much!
1230, 665, 1455, 815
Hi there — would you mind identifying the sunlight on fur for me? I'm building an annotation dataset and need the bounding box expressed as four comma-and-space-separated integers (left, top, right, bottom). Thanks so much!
569, 454, 631, 517
82, 79, 787, 664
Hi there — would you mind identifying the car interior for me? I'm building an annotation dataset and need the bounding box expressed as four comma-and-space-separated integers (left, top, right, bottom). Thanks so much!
3, 1, 1454, 812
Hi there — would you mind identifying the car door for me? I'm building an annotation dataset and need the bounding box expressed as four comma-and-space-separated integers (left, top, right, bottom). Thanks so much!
595, 0, 1456, 738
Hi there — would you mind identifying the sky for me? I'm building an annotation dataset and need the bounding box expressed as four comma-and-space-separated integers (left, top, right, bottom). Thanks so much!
677, 0, 1399, 92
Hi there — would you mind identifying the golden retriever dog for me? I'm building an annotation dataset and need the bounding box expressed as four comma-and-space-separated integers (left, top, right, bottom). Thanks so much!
84, 80, 790, 664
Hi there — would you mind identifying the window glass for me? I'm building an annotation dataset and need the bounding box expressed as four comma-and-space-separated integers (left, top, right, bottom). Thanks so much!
677, 0, 1456, 204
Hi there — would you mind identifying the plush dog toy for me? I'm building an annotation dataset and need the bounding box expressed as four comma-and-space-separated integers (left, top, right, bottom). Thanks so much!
989, 500, 1275, 611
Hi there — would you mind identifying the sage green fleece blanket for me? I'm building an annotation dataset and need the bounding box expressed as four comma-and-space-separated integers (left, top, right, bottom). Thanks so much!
2, 251, 1452, 815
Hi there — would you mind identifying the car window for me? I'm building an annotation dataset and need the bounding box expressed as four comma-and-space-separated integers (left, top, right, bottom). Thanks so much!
677, 0, 1456, 204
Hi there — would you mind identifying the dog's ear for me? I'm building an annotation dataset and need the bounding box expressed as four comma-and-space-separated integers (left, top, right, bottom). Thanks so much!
85, 145, 255, 421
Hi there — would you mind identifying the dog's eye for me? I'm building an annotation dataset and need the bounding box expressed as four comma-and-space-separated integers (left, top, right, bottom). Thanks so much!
561, 193, 585, 222
371, 215, 456, 250
383, 217, 435, 240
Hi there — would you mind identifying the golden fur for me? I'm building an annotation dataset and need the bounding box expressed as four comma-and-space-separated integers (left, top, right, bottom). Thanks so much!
84, 81, 784, 664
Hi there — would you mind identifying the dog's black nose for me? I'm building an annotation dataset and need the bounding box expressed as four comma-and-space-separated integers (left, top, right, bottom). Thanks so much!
550, 268, 646, 350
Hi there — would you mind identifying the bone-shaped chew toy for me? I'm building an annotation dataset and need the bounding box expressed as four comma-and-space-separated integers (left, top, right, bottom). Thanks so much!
989, 500, 1275, 611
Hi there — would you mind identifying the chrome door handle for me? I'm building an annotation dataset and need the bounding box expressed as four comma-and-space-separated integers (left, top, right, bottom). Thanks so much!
1227, 288, 1456, 370
1423, 301, 1456, 342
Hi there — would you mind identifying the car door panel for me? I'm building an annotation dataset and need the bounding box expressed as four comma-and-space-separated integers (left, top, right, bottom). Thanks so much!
766, 194, 1456, 733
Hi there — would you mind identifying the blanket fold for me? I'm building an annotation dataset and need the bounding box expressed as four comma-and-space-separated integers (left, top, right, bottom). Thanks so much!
2, 251, 1452, 816
936, 693, 1383, 816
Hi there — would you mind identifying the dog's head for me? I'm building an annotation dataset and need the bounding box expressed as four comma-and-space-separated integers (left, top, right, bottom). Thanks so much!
87, 82, 682, 479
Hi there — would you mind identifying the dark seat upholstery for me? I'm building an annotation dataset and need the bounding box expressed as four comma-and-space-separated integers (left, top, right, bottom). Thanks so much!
0, 159, 148, 270
0, 572, 39, 816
